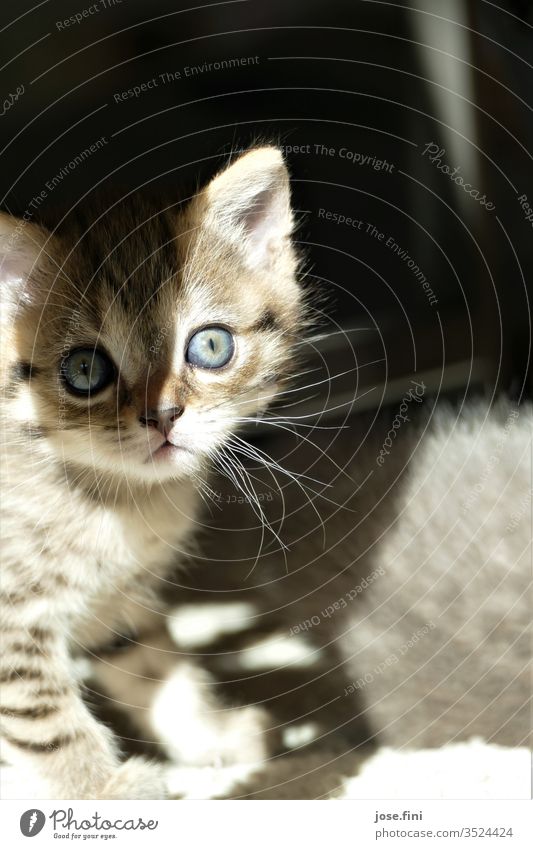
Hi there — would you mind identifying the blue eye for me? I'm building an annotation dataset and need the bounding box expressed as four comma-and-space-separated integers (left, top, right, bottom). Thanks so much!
186, 326, 235, 369
61, 348, 114, 395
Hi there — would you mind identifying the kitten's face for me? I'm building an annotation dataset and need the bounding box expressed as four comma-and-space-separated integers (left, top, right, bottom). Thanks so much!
1, 148, 302, 483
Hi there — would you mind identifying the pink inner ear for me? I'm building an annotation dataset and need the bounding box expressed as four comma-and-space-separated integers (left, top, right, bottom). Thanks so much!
0, 243, 47, 311
1, 215, 52, 301
244, 186, 284, 255
0, 248, 37, 301
239, 182, 292, 268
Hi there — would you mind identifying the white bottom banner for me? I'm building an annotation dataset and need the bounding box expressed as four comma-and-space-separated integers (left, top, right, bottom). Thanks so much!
2, 799, 532, 848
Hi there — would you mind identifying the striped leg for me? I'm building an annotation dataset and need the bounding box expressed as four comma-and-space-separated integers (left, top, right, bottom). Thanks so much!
0, 625, 166, 799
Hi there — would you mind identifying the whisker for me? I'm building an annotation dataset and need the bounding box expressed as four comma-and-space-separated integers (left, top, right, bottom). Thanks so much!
235, 385, 378, 424
293, 326, 374, 347
233, 416, 354, 481
227, 436, 328, 552
221, 446, 274, 577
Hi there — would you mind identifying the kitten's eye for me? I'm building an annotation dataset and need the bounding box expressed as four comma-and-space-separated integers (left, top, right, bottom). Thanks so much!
62, 348, 114, 395
186, 326, 235, 369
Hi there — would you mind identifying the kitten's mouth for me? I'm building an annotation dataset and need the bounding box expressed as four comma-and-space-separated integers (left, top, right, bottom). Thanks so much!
148, 439, 191, 462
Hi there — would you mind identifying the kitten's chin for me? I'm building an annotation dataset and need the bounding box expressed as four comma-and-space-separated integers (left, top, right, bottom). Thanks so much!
140, 441, 198, 480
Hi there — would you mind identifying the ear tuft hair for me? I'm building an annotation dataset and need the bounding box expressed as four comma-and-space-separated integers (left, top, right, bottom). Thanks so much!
201, 147, 294, 269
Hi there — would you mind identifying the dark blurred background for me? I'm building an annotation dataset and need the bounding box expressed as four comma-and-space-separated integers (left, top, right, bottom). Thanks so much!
1, 0, 531, 414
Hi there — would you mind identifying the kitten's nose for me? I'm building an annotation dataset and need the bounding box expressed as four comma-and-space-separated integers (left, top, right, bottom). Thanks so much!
139, 406, 184, 438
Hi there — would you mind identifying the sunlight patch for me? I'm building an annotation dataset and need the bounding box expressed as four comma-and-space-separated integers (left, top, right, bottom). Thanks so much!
238, 633, 321, 670
168, 602, 257, 649
152, 664, 266, 767
282, 722, 320, 749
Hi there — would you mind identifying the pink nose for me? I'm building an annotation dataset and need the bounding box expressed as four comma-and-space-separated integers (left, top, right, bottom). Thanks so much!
139, 406, 184, 438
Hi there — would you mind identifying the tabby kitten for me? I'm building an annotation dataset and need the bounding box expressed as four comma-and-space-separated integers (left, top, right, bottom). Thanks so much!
0, 147, 302, 799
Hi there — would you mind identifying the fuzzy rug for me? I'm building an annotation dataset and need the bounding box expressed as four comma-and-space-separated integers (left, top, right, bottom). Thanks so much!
2, 739, 529, 800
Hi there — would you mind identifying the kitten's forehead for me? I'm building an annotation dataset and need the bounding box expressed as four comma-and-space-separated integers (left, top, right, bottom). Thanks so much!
54, 198, 183, 356
64, 206, 253, 350
65, 199, 181, 305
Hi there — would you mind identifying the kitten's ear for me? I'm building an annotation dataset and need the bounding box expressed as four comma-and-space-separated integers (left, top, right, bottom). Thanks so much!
0, 212, 51, 311
199, 147, 294, 269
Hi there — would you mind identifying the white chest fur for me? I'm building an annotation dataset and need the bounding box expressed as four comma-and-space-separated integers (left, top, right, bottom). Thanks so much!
1, 449, 199, 634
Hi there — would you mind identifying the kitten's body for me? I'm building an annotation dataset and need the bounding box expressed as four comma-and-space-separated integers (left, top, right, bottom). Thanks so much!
1, 448, 196, 797
0, 147, 301, 798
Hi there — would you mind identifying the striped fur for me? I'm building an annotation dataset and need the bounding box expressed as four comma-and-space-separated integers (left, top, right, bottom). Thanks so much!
0, 147, 303, 798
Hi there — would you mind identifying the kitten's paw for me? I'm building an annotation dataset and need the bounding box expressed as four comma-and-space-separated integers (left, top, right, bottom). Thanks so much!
100, 758, 167, 799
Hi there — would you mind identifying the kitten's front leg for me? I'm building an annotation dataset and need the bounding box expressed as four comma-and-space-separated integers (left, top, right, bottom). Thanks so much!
0, 626, 166, 799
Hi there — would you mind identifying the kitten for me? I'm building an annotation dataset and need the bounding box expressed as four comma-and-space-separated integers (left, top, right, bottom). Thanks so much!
0, 146, 303, 799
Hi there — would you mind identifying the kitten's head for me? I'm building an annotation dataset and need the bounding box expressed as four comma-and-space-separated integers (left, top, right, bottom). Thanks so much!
1, 147, 303, 484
